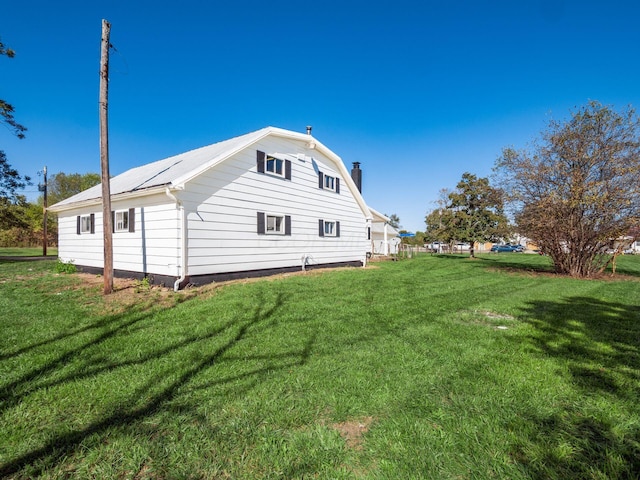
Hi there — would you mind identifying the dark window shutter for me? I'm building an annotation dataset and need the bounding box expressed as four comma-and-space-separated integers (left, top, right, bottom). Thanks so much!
318, 172, 324, 189
367, 226, 371, 240
285, 160, 292, 180
285, 215, 291, 236
257, 212, 266, 234
257, 150, 265, 173
335, 178, 340, 194
318, 219, 324, 237
90, 214, 95, 234
129, 208, 135, 232
76, 216, 81, 235
336, 221, 341, 237
112, 211, 115, 233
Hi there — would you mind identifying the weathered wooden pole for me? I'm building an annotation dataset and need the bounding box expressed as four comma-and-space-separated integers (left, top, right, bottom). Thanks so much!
99, 19, 113, 294
42, 165, 47, 256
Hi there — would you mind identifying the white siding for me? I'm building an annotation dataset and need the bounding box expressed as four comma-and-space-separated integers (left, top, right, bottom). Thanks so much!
56, 193, 181, 277
181, 135, 369, 276
56, 134, 370, 280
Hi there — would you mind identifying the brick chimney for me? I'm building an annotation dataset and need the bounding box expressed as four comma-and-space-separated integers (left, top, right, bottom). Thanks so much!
351, 162, 362, 193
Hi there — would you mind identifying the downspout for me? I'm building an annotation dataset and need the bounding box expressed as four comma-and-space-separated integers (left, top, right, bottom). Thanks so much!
166, 187, 187, 291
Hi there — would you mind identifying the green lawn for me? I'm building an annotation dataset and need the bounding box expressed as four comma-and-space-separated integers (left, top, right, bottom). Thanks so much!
1, 254, 639, 479
0, 247, 57, 257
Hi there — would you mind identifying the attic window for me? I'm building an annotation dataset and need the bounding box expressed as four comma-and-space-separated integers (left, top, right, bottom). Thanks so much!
266, 155, 284, 177
324, 175, 335, 191
318, 172, 340, 193
256, 151, 292, 180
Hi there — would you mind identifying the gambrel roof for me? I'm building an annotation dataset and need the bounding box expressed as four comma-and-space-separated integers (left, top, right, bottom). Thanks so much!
49, 126, 372, 219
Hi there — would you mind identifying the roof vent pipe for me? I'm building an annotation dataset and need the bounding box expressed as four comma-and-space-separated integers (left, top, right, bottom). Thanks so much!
351, 162, 362, 193
306, 125, 312, 135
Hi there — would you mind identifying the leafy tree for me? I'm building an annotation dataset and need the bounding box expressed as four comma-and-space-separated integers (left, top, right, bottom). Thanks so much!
0, 150, 31, 229
448, 173, 508, 257
425, 207, 458, 251
28, 172, 101, 246
1, 36, 30, 211
0, 150, 30, 201
0, 37, 26, 139
0, 193, 28, 229
425, 177, 508, 257
385, 213, 401, 230
46, 172, 101, 205
494, 101, 640, 277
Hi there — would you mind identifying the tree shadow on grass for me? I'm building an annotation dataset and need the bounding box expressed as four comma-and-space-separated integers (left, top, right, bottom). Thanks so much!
475, 254, 555, 273
512, 296, 640, 479
477, 254, 640, 279
0, 287, 315, 478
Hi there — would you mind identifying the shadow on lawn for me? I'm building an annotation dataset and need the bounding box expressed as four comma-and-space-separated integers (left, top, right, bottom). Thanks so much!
0, 288, 313, 478
514, 296, 640, 479
478, 254, 640, 278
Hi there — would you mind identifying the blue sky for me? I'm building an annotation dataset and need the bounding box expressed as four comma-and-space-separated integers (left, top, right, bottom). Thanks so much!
2, 0, 639, 232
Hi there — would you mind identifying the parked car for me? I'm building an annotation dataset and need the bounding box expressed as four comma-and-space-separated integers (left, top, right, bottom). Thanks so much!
490, 244, 523, 253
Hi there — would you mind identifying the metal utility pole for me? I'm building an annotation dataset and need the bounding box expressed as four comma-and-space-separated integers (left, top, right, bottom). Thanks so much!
99, 19, 113, 294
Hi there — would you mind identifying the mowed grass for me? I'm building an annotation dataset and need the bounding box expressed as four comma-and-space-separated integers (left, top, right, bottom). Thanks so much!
0, 254, 639, 479
0, 247, 57, 257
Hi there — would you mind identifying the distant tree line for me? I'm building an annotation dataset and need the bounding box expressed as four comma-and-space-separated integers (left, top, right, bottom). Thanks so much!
0, 172, 101, 247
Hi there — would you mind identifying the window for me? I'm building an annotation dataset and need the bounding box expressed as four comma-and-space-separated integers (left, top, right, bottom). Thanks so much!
76, 214, 95, 235
115, 210, 129, 232
81, 215, 92, 233
318, 171, 340, 193
318, 219, 340, 237
257, 212, 291, 236
112, 208, 135, 233
256, 150, 292, 180
324, 221, 336, 236
267, 214, 284, 234
266, 155, 284, 177
324, 175, 335, 191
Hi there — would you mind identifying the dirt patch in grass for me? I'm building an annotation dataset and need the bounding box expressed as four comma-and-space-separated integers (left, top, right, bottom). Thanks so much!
56, 266, 369, 313
332, 416, 375, 451
52, 273, 178, 313
455, 310, 518, 329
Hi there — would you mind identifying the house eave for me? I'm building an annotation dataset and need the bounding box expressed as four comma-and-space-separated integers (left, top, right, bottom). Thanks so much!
47, 185, 170, 213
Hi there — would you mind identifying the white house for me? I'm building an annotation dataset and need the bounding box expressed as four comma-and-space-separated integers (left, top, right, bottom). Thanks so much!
49, 127, 375, 289
369, 208, 400, 255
